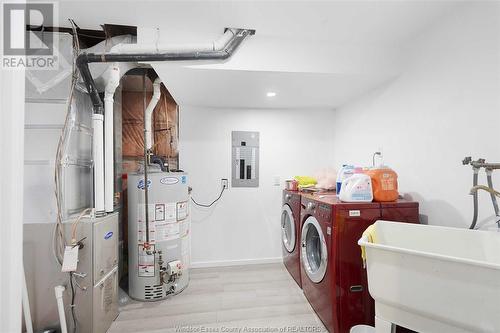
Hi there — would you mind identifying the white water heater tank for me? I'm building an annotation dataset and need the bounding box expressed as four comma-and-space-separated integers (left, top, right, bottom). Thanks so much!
127, 169, 190, 301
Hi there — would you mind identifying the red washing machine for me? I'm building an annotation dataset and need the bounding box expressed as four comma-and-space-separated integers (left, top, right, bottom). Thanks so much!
281, 189, 302, 287
299, 193, 419, 333
380, 200, 420, 224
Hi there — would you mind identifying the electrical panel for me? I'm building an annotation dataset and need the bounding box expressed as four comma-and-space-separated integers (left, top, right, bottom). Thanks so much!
231, 131, 259, 187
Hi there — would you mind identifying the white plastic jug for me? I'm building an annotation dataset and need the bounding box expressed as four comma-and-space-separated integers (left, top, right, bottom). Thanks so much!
336, 165, 355, 196
349, 325, 375, 333
339, 173, 373, 202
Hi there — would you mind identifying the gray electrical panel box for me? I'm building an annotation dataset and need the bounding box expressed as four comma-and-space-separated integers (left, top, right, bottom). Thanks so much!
232, 131, 259, 187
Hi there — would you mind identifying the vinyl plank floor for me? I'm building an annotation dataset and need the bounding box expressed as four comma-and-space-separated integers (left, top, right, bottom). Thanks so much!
109, 263, 326, 333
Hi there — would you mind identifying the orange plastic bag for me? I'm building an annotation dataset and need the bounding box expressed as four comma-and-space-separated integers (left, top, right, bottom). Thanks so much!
366, 168, 399, 202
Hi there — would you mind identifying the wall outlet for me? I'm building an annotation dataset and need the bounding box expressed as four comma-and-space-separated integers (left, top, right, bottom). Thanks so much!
273, 175, 281, 186
221, 178, 228, 190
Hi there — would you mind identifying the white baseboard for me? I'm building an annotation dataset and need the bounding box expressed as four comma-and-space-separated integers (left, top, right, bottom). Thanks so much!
190, 257, 282, 269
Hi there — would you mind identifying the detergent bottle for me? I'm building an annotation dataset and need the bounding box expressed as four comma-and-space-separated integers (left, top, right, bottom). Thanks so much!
366, 166, 399, 202
336, 165, 355, 196
339, 173, 373, 202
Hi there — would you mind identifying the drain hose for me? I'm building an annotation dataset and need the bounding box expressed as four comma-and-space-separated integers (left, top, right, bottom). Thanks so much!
487, 172, 500, 217
469, 171, 479, 229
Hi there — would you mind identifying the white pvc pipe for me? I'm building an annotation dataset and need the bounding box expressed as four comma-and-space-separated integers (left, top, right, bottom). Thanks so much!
22, 268, 33, 333
145, 78, 162, 151
54, 286, 68, 333
93, 114, 105, 214
109, 29, 235, 54
104, 64, 120, 213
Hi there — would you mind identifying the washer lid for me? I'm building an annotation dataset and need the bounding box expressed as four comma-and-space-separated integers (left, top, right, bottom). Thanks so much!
301, 216, 328, 283
281, 204, 296, 253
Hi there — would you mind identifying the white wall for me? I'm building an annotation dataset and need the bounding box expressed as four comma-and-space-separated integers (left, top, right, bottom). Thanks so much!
0, 68, 25, 333
180, 107, 335, 266
332, 2, 500, 229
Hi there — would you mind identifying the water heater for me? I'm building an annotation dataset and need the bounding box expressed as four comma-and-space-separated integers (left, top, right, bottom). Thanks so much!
128, 169, 190, 301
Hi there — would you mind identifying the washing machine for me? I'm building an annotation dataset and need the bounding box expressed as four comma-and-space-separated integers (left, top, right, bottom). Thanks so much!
299, 193, 420, 333
300, 193, 378, 332
380, 200, 419, 224
281, 189, 302, 287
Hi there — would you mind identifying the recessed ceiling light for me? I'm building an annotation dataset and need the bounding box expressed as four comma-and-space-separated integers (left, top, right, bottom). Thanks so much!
266, 92, 276, 97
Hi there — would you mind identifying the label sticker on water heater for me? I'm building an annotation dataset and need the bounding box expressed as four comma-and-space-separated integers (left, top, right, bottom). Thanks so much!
137, 204, 156, 244
349, 210, 361, 217
165, 203, 177, 223
156, 222, 180, 241
138, 244, 155, 277
155, 204, 165, 221
177, 201, 188, 221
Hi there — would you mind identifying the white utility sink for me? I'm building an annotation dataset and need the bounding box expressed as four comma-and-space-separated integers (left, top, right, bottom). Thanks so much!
359, 221, 500, 333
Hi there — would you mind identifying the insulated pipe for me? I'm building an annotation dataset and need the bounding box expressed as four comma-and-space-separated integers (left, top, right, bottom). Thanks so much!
104, 64, 121, 213
145, 78, 162, 150
54, 286, 68, 333
76, 28, 255, 117
92, 114, 105, 214
109, 29, 236, 54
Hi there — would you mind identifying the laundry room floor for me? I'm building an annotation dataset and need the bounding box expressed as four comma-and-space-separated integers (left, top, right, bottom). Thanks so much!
109, 263, 327, 332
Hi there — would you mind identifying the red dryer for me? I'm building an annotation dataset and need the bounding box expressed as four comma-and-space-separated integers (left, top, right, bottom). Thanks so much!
281, 190, 302, 287
299, 193, 419, 333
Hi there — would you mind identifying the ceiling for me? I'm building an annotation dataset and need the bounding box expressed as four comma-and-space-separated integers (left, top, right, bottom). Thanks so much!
60, 1, 460, 109
59, 1, 456, 45
154, 67, 395, 109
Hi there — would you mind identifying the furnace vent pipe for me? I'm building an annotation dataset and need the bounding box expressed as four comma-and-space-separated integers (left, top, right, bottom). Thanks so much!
76, 28, 255, 213
145, 78, 162, 151
103, 64, 121, 213
93, 114, 105, 214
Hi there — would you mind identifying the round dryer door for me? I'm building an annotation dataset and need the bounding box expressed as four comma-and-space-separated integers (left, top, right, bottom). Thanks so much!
281, 204, 296, 253
301, 216, 328, 283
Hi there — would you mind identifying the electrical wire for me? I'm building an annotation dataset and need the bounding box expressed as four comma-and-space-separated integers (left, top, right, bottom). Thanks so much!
69, 272, 77, 333
53, 19, 82, 333
191, 187, 226, 208
53, 19, 81, 265
71, 208, 92, 243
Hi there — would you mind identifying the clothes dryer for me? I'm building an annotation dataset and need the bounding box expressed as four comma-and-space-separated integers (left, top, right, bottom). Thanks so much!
281, 189, 302, 287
